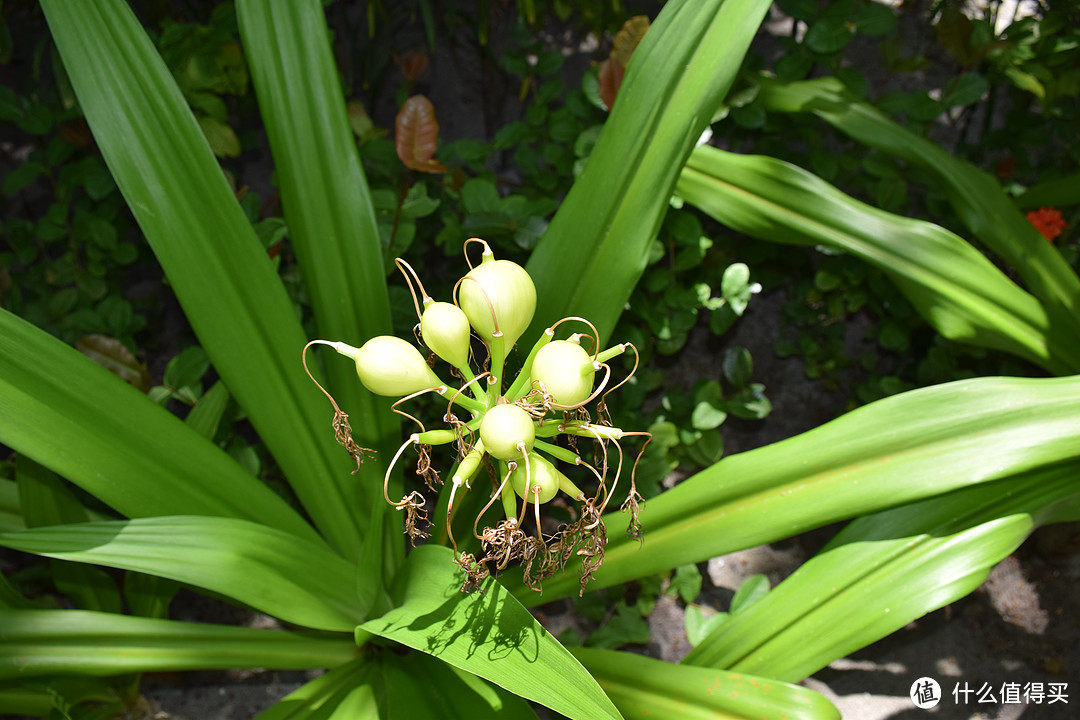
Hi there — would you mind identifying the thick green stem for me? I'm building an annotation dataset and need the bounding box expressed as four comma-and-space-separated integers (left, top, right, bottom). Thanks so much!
487, 335, 507, 404
594, 344, 627, 365
454, 363, 488, 405
440, 385, 486, 415
506, 328, 554, 401
533, 439, 580, 465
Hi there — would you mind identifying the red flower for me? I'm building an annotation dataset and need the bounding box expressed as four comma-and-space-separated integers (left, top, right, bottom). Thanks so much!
1026, 207, 1067, 242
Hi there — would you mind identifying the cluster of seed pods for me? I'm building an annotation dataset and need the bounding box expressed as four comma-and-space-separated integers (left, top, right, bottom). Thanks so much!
304, 239, 648, 593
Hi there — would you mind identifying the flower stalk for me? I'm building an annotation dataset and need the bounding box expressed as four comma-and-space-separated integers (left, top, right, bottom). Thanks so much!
304, 239, 650, 592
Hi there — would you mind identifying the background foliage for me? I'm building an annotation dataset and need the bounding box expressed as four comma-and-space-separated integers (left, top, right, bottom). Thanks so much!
1, 0, 1078, 717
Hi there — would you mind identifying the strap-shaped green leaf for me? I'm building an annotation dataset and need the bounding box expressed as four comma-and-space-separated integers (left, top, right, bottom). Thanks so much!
0, 678, 122, 717
17, 452, 132, 616
678, 146, 1079, 374
526, 0, 772, 344
0, 479, 21, 533
0, 309, 318, 543
0, 517, 368, 631
573, 647, 839, 719
0, 609, 356, 679
0, 571, 33, 610
253, 657, 380, 720
236, 0, 402, 568
684, 465, 1080, 680
514, 374, 1080, 602
756, 76, 1080, 333
39, 0, 367, 559
381, 650, 539, 719
360, 545, 620, 720
1016, 173, 1080, 210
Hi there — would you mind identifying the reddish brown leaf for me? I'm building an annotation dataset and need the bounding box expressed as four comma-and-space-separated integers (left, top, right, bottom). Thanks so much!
76, 334, 152, 392
395, 95, 447, 173
599, 16, 649, 112
393, 51, 429, 82
611, 15, 650, 68
598, 58, 625, 112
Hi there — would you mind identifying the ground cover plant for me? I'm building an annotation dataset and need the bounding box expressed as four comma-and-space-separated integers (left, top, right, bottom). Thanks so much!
1, 0, 1079, 718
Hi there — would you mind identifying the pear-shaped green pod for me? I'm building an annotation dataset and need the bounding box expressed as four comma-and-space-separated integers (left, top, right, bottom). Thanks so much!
531, 339, 595, 407
421, 301, 471, 368
478, 403, 535, 461
509, 451, 562, 504
339, 336, 442, 397
458, 259, 536, 349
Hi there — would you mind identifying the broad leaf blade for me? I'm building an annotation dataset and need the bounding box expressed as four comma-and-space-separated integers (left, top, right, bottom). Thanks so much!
236, 0, 402, 566
40, 0, 366, 559
0, 679, 121, 717
755, 75, 1080, 332
677, 146, 1078, 373
0, 609, 356, 679
573, 647, 839, 719
515, 375, 1080, 602
0, 479, 22, 533
361, 545, 620, 720
381, 650, 537, 719
526, 0, 772, 344
1016, 173, 1080, 210
684, 466, 1080, 680
0, 309, 318, 543
0, 517, 368, 631
19, 455, 133, 620
253, 657, 380, 720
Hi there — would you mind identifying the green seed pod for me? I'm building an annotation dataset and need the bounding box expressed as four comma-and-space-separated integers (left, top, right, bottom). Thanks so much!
458, 259, 536, 349
338, 336, 441, 397
478, 403, 535, 461
509, 452, 561, 504
531, 339, 595, 407
420, 301, 471, 368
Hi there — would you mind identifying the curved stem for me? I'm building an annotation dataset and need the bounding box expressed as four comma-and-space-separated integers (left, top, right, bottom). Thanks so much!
438, 383, 486, 415
474, 462, 515, 539
506, 328, 554, 401
301, 340, 345, 414
394, 257, 431, 321
463, 237, 492, 269
488, 334, 506, 401
383, 434, 419, 506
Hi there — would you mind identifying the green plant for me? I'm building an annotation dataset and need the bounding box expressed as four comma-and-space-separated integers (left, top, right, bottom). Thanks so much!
2, 1, 1080, 719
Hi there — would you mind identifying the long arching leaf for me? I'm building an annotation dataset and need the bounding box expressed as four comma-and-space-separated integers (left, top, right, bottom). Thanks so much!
573, 647, 839, 719
684, 465, 1080, 680
39, 0, 366, 559
512, 374, 1080, 603
677, 146, 1079, 373
526, 0, 772, 344
0, 609, 356, 679
755, 75, 1080, 336
236, 0, 403, 568
0, 309, 319, 543
0, 517, 368, 631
